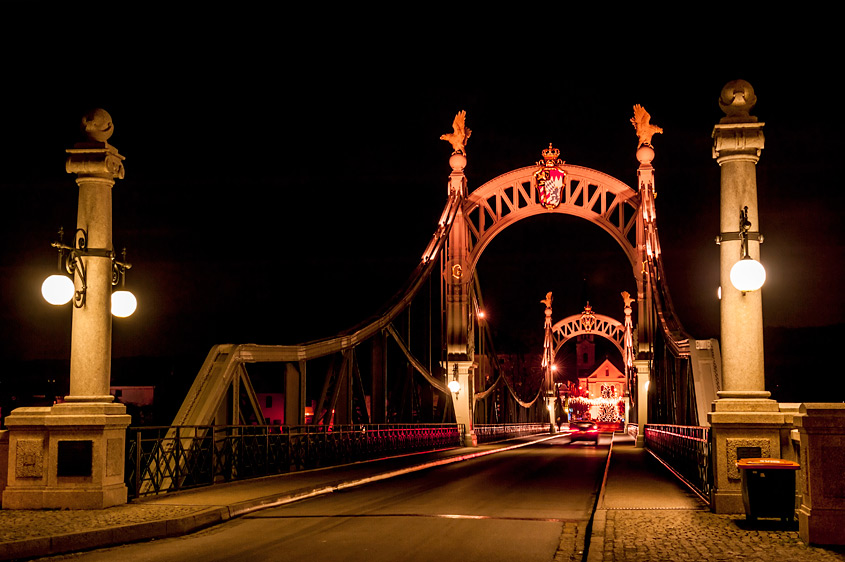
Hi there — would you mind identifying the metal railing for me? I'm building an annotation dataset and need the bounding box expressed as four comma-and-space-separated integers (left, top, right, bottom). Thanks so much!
473, 423, 551, 443
644, 424, 712, 502
126, 423, 461, 499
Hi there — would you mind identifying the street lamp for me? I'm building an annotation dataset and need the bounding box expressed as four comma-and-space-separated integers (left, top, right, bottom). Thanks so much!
448, 379, 461, 394
111, 248, 136, 317
41, 227, 136, 317
447, 362, 461, 396
718, 206, 765, 293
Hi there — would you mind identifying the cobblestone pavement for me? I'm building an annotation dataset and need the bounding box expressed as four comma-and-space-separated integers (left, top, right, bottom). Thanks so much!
553, 520, 588, 561
0, 504, 209, 543
591, 508, 845, 562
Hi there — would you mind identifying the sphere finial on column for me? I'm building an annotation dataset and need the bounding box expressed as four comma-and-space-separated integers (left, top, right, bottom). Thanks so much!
718, 80, 758, 124
81, 108, 115, 143
449, 152, 467, 172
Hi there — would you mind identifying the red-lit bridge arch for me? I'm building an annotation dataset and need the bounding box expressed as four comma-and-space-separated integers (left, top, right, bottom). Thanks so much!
552, 313, 625, 356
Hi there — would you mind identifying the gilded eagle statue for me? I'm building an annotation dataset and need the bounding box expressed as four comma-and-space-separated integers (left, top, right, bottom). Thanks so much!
621, 290, 636, 309
440, 110, 471, 154
630, 104, 663, 148
540, 291, 553, 309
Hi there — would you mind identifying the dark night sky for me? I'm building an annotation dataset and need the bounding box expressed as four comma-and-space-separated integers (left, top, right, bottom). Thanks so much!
1, 20, 842, 402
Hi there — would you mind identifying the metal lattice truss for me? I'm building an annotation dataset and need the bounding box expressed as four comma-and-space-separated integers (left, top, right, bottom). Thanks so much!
551, 313, 625, 356
172, 192, 464, 428
462, 165, 641, 271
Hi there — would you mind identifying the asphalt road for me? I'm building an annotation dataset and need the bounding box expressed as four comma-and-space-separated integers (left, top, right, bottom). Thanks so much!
37, 434, 610, 562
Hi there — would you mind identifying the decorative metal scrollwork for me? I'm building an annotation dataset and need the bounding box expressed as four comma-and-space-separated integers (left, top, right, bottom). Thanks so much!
49, 227, 132, 309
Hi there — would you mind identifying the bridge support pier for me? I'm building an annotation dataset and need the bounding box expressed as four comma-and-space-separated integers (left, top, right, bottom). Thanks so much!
447, 360, 477, 447
634, 360, 650, 448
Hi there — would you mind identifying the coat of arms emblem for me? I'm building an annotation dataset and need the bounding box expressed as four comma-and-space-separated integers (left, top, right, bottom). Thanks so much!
534, 144, 566, 210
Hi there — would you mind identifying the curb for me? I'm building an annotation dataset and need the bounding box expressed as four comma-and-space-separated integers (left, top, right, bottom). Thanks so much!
585, 510, 607, 562
584, 433, 617, 562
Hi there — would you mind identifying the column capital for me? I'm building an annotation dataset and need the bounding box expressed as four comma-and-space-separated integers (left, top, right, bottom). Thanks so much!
66, 144, 125, 180
712, 122, 765, 163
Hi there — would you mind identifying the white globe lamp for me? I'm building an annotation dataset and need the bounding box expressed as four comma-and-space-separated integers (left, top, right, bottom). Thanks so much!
42, 274, 75, 305
730, 256, 766, 292
111, 290, 137, 317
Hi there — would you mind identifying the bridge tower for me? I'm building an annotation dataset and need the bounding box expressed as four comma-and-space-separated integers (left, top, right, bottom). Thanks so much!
634, 139, 657, 445
443, 144, 478, 446
541, 293, 556, 432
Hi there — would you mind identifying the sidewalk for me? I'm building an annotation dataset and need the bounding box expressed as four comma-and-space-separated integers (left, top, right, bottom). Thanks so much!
587, 434, 845, 562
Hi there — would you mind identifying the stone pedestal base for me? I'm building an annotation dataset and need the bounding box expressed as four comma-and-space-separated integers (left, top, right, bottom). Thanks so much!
462, 431, 478, 448
799, 506, 845, 545
795, 403, 845, 545
1, 402, 131, 510
708, 397, 788, 514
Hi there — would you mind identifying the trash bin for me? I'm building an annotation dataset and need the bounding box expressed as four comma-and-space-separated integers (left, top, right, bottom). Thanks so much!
736, 458, 799, 522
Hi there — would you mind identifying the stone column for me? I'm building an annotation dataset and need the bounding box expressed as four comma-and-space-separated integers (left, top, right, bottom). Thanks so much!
712, 80, 767, 398
2, 110, 131, 509
708, 82, 787, 513
64, 109, 125, 402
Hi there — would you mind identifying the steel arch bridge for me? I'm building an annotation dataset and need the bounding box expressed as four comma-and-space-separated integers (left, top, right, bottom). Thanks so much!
169, 110, 721, 458
452, 163, 639, 364
552, 313, 625, 357
443, 158, 647, 364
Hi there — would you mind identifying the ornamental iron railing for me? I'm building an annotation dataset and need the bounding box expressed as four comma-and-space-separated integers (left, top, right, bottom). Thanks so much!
644, 423, 712, 502
473, 423, 550, 443
126, 423, 461, 499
